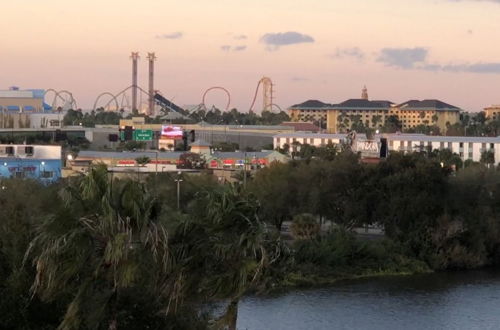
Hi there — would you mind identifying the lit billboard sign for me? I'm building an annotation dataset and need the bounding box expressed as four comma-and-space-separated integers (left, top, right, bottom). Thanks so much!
355, 140, 379, 153
161, 126, 183, 140
355, 139, 380, 158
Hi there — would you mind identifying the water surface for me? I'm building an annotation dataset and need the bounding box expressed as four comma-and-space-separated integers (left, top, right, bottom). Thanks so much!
238, 270, 500, 330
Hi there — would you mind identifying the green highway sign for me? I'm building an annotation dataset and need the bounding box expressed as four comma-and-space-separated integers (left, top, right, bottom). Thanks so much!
133, 129, 153, 141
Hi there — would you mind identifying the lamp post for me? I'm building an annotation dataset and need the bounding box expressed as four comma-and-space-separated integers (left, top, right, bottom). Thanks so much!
174, 171, 183, 210
243, 151, 247, 189
40, 161, 45, 179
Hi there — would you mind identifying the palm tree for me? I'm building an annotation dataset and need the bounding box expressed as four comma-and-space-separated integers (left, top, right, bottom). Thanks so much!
27, 165, 178, 329
188, 186, 285, 330
27, 166, 286, 329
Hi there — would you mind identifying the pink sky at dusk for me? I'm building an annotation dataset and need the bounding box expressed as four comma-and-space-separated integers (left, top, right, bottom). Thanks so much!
1, 0, 500, 112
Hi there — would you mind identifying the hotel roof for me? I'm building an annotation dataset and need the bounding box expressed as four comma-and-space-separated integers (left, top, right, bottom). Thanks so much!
397, 99, 461, 111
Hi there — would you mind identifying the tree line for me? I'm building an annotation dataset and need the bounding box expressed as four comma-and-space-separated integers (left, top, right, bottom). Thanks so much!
62, 108, 290, 128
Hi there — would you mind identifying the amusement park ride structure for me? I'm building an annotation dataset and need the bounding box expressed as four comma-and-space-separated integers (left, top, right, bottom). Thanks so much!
46, 53, 283, 116
198, 76, 281, 113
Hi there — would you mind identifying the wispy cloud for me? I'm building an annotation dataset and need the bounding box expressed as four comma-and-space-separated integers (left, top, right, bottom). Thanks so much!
220, 45, 247, 52
156, 32, 183, 39
377, 47, 428, 69
377, 47, 500, 74
260, 31, 314, 50
330, 47, 365, 60
234, 34, 247, 40
449, 0, 500, 3
291, 76, 309, 82
424, 62, 500, 74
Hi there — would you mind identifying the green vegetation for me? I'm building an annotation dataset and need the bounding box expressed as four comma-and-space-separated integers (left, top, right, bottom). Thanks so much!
250, 150, 500, 273
3, 151, 500, 328
63, 108, 123, 127
1, 167, 285, 329
189, 108, 290, 125
62, 108, 290, 128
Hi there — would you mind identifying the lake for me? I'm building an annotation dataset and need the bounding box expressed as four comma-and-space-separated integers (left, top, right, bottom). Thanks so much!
237, 270, 500, 330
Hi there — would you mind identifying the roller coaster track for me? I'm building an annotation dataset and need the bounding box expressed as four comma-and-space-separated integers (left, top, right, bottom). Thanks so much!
202, 86, 231, 111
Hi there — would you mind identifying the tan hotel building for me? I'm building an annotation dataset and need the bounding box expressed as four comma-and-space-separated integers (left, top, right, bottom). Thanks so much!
288, 89, 462, 134
484, 105, 500, 120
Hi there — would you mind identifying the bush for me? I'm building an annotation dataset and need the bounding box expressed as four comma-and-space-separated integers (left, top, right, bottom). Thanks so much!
292, 228, 429, 275
290, 213, 320, 240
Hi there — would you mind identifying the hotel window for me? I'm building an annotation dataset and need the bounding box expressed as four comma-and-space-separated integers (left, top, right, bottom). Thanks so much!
468, 151, 473, 159
490, 143, 494, 149
447, 142, 452, 149
469, 142, 473, 149
440, 142, 444, 150
459, 142, 463, 148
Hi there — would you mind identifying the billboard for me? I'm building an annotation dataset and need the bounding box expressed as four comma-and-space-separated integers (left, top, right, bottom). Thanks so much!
161, 126, 183, 140
354, 139, 380, 158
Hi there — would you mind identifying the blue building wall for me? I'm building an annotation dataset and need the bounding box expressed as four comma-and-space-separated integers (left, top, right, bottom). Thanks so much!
0, 159, 61, 183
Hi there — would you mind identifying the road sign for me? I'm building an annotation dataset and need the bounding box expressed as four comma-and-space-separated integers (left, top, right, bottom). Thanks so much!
133, 129, 153, 141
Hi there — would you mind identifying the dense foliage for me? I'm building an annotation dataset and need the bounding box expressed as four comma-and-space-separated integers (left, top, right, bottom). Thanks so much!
0, 168, 285, 329
249, 151, 500, 271
3, 152, 500, 328
62, 108, 290, 128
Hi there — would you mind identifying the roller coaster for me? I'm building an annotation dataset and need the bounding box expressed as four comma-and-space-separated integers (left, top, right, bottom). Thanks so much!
44, 89, 78, 110
46, 77, 281, 117
196, 77, 282, 114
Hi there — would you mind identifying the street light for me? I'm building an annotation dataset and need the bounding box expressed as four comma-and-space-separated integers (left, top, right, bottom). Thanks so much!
40, 161, 45, 178
174, 171, 183, 210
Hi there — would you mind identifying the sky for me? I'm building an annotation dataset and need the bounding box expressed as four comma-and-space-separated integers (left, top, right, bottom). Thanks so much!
1, 0, 500, 112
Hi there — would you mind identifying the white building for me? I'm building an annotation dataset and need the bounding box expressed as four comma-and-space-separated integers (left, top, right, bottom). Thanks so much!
273, 132, 500, 163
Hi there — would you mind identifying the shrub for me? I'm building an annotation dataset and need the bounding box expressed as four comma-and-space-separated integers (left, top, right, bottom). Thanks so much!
290, 213, 320, 240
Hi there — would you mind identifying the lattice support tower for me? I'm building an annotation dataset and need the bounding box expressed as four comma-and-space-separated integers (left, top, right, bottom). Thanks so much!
261, 77, 273, 112
147, 52, 156, 116
130, 52, 139, 111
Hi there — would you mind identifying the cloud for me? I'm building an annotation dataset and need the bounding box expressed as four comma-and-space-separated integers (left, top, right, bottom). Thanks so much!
377, 47, 428, 69
156, 32, 183, 39
424, 62, 500, 74
291, 76, 309, 82
220, 45, 247, 52
376, 47, 500, 74
234, 35, 247, 40
449, 0, 500, 3
260, 31, 314, 50
330, 47, 365, 60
